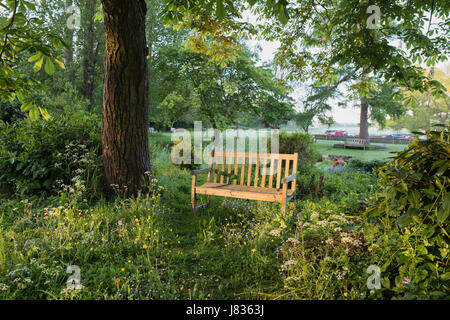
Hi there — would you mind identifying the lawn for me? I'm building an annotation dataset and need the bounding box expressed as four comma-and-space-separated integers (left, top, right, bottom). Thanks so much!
314, 140, 408, 161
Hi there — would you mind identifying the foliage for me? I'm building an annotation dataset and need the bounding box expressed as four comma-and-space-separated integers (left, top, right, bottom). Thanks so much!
0, 0, 66, 120
347, 159, 388, 173
365, 126, 450, 299
0, 108, 103, 198
367, 80, 406, 129
388, 67, 450, 131
274, 131, 318, 176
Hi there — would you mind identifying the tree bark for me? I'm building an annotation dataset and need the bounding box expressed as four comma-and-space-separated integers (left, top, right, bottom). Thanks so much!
359, 96, 370, 142
101, 0, 150, 196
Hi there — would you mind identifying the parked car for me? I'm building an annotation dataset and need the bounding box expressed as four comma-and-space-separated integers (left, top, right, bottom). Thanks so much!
324, 130, 348, 136
333, 130, 349, 136
384, 134, 411, 139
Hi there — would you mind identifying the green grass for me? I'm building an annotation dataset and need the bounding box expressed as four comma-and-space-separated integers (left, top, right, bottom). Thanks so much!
314, 140, 408, 161
150, 131, 409, 162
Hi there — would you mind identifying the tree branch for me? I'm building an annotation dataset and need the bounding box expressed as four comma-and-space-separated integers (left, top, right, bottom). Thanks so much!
0, 0, 18, 61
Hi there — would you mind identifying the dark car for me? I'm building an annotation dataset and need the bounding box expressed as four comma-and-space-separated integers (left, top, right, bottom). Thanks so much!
384, 134, 411, 139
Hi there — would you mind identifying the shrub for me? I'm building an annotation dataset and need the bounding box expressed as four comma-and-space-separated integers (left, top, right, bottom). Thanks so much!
365, 127, 449, 299
347, 159, 388, 173
271, 131, 318, 176
0, 109, 104, 198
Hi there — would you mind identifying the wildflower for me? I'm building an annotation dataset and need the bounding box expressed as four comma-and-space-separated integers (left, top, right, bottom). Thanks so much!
251, 248, 256, 253
401, 277, 411, 286
280, 259, 296, 271
121, 268, 125, 272
310, 212, 319, 220
343, 292, 348, 297
142, 244, 148, 249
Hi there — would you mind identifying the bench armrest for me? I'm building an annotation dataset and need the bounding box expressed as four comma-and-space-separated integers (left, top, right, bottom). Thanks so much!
282, 174, 297, 184
190, 168, 212, 176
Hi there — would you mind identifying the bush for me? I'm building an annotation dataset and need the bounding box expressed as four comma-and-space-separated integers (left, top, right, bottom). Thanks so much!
347, 159, 388, 173
271, 131, 318, 175
0, 109, 104, 198
365, 127, 449, 299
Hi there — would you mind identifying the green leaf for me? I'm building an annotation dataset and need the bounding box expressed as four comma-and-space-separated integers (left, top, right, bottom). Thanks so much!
24, 1, 36, 11
20, 101, 33, 112
39, 107, 50, 121
278, 5, 288, 25
44, 58, 55, 75
53, 39, 62, 51
28, 52, 42, 62
16, 91, 25, 103
53, 58, 65, 70
397, 212, 413, 227
216, 0, 225, 19
29, 106, 40, 120
94, 11, 104, 22
437, 206, 449, 223
33, 57, 44, 72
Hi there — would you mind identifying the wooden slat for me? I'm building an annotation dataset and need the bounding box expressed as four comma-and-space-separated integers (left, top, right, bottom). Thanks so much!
268, 157, 275, 188
240, 157, 246, 185
233, 153, 239, 185
247, 156, 253, 186
219, 155, 225, 184
254, 155, 260, 187
261, 157, 267, 188
226, 156, 232, 184
276, 158, 282, 189
285, 159, 291, 180
207, 154, 213, 183
291, 153, 298, 191
213, 157, 219, 183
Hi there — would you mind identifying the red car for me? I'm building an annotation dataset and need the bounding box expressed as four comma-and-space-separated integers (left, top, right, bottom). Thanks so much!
325, 130, 348, 136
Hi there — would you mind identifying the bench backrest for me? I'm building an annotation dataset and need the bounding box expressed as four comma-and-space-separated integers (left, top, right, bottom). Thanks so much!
346, 138, 368, 145
207, 151, 298, 191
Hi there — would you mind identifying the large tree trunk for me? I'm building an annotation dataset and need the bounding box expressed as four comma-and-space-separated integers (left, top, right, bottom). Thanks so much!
101, 0, 150, 196
359, 97, 370, 142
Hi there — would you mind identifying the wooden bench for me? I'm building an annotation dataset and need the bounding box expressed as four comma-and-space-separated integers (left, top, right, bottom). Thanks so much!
190, 151, 298, 216
344, 138, 369, 150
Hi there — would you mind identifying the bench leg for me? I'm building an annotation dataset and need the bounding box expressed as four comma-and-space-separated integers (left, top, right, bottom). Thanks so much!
191, 175, 196, 213
281, 198, 287, 218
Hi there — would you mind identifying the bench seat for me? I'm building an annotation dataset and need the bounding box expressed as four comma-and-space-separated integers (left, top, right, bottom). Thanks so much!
195, 183, 295, 202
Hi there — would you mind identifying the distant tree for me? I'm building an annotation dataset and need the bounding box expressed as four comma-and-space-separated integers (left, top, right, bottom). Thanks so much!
388, 68, 450, 131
